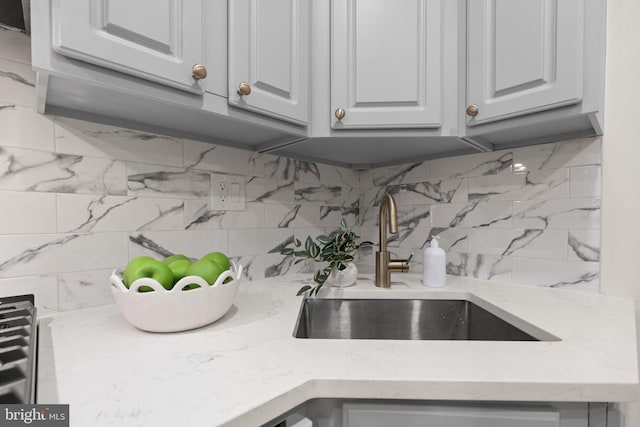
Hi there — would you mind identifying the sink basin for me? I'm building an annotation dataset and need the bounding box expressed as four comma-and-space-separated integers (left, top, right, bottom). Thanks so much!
293, 299, 546, 341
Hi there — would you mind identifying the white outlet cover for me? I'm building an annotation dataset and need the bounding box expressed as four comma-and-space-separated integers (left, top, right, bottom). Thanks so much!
211, 173, 246, 211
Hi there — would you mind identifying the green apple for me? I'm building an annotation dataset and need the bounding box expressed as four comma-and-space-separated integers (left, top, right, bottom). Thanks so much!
163, 255, 192, 282
125, 258, 174, 292
202, 251, 230, 271
162, 254, 190, 265
168, 259, 191, 282
123, 256, 155, 287
185, 258, 226, 289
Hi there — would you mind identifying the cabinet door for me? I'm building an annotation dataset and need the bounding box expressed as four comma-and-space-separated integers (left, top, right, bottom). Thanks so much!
228, 0, 309, 125
51, 0, 206, 94
331, 0, 442, 129
466, 0, 584, 126
344, 403, 570, 427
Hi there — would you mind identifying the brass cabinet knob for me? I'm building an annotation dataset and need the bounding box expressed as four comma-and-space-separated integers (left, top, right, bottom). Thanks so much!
335, 108, 346, 121
237, 82, 252, 96
192, 64, 207, 80
466, 104, 479, 117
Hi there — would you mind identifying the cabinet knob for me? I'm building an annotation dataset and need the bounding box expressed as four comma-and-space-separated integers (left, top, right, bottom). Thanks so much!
466, 104, 479, 117
192, 64, 207, 81
237, 82, 252, 96
335, 108, 346, 121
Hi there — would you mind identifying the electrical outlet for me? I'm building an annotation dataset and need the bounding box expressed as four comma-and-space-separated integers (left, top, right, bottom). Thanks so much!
218, 182, 228, 203
212, 173, 245, 211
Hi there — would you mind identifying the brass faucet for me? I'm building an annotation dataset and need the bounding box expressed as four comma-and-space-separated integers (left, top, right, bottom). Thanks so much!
375, 194, 411, 288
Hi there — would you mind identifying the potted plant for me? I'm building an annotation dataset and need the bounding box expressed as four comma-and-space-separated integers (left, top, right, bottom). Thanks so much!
281, 219, 373, 296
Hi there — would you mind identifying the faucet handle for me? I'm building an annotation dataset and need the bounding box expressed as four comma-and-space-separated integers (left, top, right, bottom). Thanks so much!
389, 253, 412, 273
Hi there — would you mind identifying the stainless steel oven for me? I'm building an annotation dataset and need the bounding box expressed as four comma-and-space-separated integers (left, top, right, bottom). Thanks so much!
0, 295, 38, 404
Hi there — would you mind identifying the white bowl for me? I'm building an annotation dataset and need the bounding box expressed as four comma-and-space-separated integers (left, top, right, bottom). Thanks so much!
110, 261, 242, 333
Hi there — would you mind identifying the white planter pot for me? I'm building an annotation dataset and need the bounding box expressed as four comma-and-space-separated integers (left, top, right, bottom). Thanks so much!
327, 262, 358, 287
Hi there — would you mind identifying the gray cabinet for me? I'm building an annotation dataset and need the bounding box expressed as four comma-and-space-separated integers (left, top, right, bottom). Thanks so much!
343, 402, 587, 427
228, 0, 310, 125
266, 400, 618, 427
51, 0, 207, 94
34, 0, 305, 152
461, 0, 606, 150
33, 0, 606, 168
330, 0, 443, 129
465, 0, 584, 126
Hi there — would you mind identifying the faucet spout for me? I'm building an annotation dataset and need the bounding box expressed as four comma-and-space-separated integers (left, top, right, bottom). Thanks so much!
379, 194, 398, 253
375, 194, 410, 288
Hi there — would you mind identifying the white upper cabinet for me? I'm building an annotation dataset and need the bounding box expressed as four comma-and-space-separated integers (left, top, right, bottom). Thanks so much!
228, 0, 310, 125
465, 0, 584, 126
330, 0, 442, 129
51, 0, 207, 94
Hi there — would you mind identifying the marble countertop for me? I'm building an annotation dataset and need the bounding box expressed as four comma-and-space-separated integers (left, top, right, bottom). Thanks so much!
37, 274, 638, 427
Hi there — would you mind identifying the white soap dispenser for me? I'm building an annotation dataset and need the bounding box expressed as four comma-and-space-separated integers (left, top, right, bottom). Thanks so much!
423, 235, 446, 287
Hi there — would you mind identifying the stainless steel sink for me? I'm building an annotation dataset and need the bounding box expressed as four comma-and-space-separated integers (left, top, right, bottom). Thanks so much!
294, 299, 546, 341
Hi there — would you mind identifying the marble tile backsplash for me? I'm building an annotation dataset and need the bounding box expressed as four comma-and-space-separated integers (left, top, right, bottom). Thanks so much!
357, 137, 601, 291
0, 28, 602, 313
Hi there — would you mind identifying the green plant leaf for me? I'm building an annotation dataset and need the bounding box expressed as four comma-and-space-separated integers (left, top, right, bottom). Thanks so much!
281, 247, 294, 255
310, 242, 320, 258
305, 236, 314, 255
340, 218, 348, 228
313, 270, 322, 282
315, 271, 328, 284
316, 234, 332, 244
321, 246, 334, 257
294, 238, 301, 247
296, 285, 312, 296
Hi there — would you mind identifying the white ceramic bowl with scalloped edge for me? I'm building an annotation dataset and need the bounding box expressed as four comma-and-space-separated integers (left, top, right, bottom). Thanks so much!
110, 261, 242, 333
